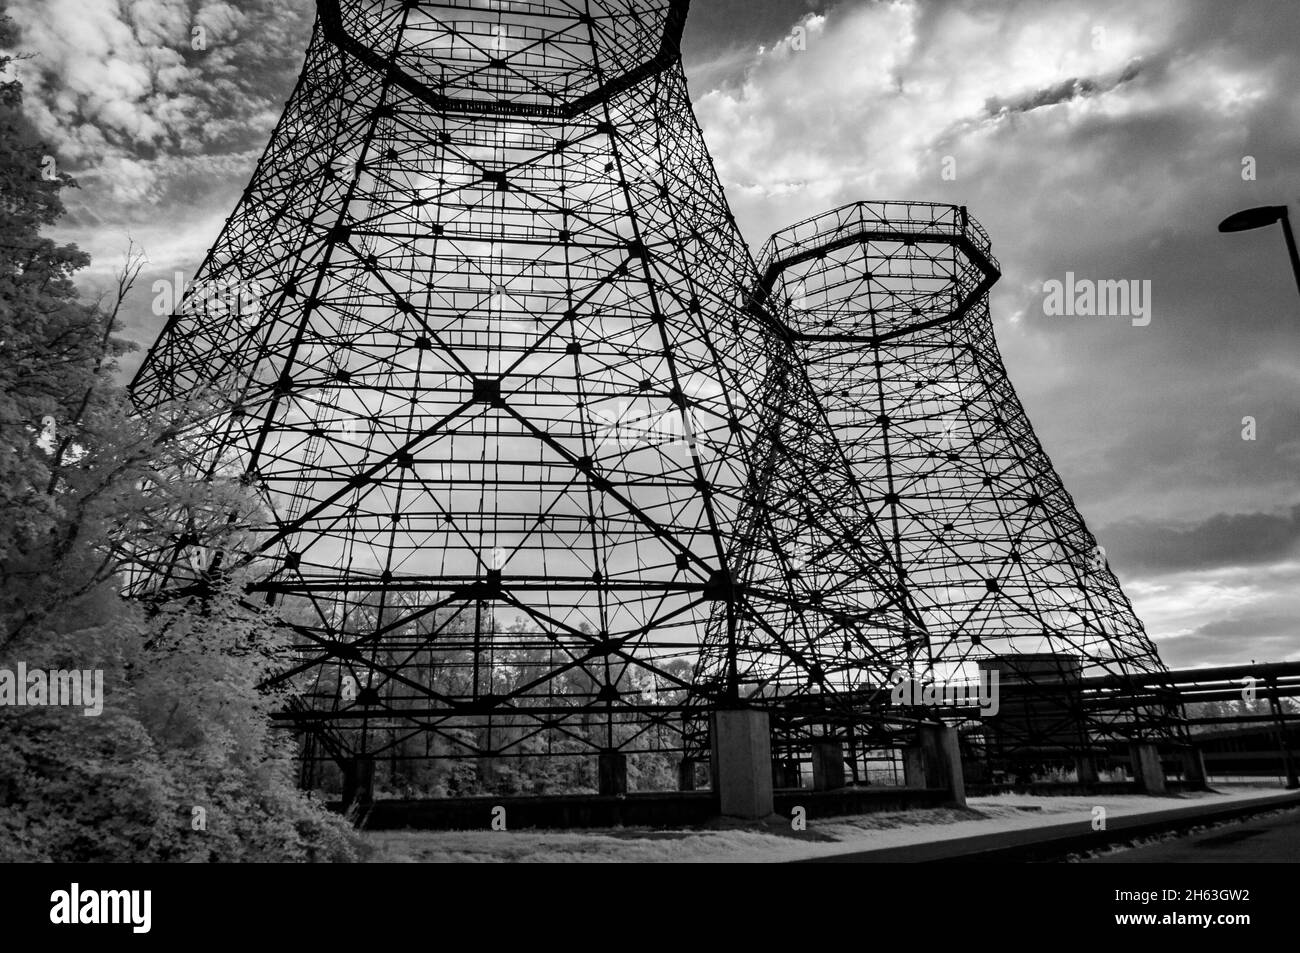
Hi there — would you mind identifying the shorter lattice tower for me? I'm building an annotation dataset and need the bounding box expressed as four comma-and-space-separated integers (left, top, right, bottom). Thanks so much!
753, 201, 1180, 767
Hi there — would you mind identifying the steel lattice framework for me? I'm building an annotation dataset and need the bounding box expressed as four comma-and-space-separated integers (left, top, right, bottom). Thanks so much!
754, 201, 1180, 762
127, 0, 1179, 794
127, 0, 930, 792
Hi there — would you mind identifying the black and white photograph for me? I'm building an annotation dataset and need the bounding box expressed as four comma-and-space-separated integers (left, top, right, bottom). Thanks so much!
0, 0, 1297, 928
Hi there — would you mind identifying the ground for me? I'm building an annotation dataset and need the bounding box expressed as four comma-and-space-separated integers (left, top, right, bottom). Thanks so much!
363, 782, 1288, 863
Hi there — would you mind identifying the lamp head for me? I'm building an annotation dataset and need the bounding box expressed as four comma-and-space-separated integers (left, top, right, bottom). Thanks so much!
1218, 206, 1288, 233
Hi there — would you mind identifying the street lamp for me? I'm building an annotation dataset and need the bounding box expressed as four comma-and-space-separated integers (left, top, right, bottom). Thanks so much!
1219, 206, 1300, 790
1218, 205, 1300, 301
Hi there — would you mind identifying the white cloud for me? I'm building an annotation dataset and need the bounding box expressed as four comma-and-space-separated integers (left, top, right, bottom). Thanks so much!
1127, 561, 1300, 664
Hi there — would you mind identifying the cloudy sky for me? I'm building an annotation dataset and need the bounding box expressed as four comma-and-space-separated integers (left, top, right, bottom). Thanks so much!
7, 0, 1300, 668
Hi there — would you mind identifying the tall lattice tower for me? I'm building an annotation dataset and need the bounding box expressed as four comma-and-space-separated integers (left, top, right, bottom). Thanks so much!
127, 0, 925, 796
756, 201, 1179, 767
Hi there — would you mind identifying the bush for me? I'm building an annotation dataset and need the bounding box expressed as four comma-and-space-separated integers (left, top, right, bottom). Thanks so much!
0, 16, 360, 862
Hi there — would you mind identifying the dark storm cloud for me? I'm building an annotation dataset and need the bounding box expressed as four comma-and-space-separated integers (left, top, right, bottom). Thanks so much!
983, 58, 1149, 117
1160, 614, 1300, 667
1100, 505, 1300, 574
681, 0, 833, 91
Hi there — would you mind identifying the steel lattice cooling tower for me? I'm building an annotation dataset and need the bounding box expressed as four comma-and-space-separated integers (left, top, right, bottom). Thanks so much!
128, 0, 1179, 799
753, 201, 1177, 768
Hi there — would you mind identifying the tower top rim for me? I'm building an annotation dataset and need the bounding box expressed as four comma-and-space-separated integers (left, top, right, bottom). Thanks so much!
317, 0, 690, 119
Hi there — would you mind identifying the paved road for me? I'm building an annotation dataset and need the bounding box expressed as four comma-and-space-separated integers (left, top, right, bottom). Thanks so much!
796, 791, 1300, 862
1086, 806, 1300, 862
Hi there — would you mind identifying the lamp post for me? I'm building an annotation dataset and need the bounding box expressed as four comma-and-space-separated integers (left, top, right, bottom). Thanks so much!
1218, 206, 1300, 789
1218, 205, 1300, 302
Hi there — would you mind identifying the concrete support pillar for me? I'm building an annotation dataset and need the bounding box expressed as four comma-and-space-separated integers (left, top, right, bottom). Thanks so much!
811, 739, 846, 791
677, 757, 696, 792
1130, 742, 1167, 795
598, 749, 628, 796
1181, 747, 1208, 787
918, 723, 967, 806
772, 758, 802, 790
340, 755, 374, 808
710, 708, 774, 819
1268, 692, 1300, 789
1075, 755, 1100, 785
902, 747, 927, 787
